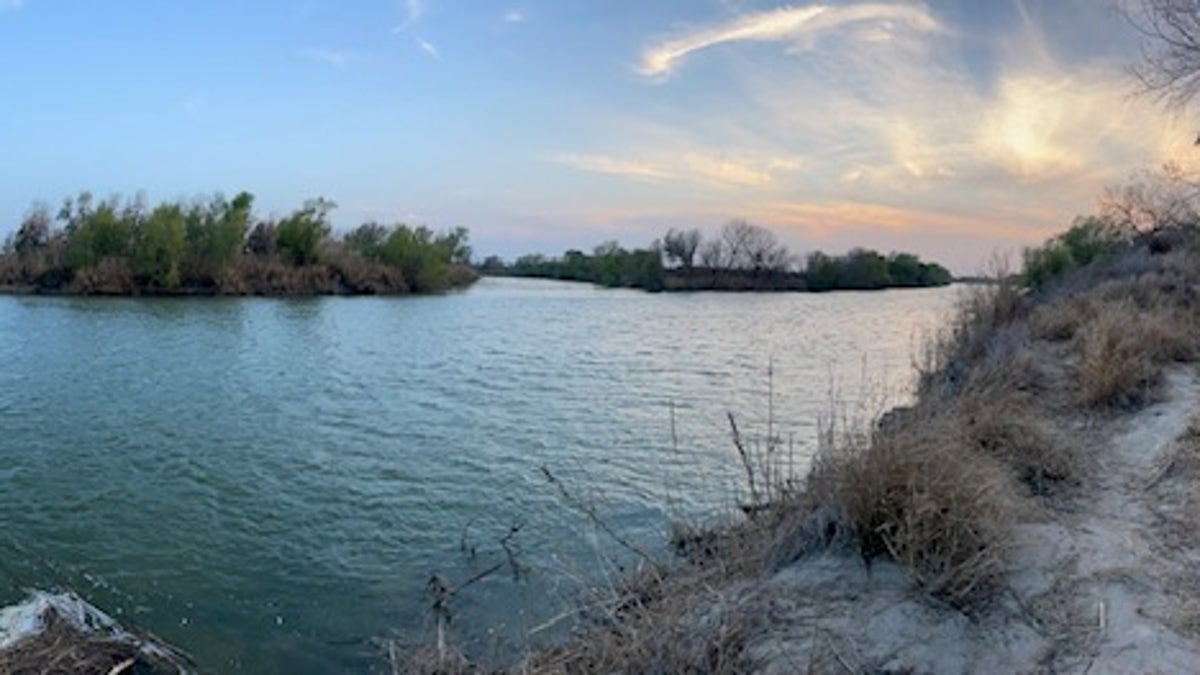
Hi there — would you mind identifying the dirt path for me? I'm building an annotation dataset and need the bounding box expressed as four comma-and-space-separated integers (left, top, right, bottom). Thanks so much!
743, 367, 1200, 674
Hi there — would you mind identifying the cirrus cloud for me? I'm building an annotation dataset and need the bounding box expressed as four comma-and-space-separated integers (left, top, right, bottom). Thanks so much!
638, 3, 943, 79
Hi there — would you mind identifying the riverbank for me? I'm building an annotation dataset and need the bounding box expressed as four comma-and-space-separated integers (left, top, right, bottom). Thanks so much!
0, 191, 478, 297
0, 257, 478, 297
479, 221, 952, 293
425, 224, 1200, 672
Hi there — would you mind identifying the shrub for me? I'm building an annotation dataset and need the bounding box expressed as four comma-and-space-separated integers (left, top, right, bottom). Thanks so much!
1075, 302, 1163, 407
1022, 216, 1131, 290
275, 198, 333, 266
185, 192, 253, 278
807, 412, 1016, 606
65, 199, 133, 272
132, 204, 187, 288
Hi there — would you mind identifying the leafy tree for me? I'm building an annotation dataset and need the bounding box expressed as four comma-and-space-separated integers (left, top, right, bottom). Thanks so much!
1021, 215, 1131, 289
374, 225, 450, 291
440, 226, 472, 265
917, 262, 952, 286
133, 204, 187, 288
805, 252, 839, 291
65, 197, 133, 271
186, 192, 254, 277
840, 248, 891, 289
344, 222, 389, 258
276, 198, 334, 265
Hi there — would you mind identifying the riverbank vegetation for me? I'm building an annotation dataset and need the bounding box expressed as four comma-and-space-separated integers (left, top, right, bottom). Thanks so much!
0, 191, 476, 296
407, 163, 1200, 672
479, 219, 951, 292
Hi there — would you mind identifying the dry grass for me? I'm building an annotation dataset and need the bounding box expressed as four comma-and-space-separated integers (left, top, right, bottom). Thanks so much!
918, 275, 1024, 393
520, 567, 758, 675
0, 607, 189, 675
803, 406, 1018, 607
1030, 296, 1095, 342
404, 230, 1200, 673
1074, 300, 1192, 408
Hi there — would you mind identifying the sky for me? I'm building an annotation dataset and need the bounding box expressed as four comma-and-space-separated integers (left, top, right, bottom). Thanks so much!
0, 0, 1195, 273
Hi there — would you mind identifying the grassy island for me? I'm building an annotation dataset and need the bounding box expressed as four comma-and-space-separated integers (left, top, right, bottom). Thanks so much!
479, 219, 951, 292
0, 191, 477, 296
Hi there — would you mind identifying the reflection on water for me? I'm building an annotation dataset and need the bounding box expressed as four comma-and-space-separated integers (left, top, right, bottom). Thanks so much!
0, 279, 956, 672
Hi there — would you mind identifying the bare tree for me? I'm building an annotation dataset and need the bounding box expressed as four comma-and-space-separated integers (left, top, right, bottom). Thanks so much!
662, 227, 702, 269
1127, 0, 1200, 112
699, 238, 726, 269
1099, 162, 1200, 230
718, 219, 791, 272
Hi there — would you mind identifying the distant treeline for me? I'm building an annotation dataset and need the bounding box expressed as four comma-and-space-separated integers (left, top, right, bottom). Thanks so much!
0, 191, 476, 295
480, 220, 952, 292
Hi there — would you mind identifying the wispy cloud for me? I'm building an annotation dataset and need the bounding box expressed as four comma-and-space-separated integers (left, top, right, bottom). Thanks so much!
503, 9, 525, 24
0, 0, 25, 13
298, 47, 355, 68
393, 0, 424, 31
550, 151, 790, 187
417, 38, 440, 59
551, 154, 673, 182
638, 3, 942, 78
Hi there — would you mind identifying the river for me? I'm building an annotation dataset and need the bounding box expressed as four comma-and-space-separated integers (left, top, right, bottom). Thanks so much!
0, 277, 957, 672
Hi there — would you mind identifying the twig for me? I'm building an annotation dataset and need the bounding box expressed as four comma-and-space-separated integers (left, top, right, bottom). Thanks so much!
728, 413, 761, 507
388, 639, 400, 675
540, 466, 659, 569
107, 658, 136, 675
459, 517, 477, 560
500, 522, 524, 581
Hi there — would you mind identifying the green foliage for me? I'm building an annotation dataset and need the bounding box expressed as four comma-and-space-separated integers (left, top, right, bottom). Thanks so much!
804, 248, 949, 291
133, 204, 187, 288
805, 252, 840, 291
369, 224, 470, 292
186, 192, 254, 278
276, 198, 334, 266
343, 222, 388, 258
2, 189, 476, 295
1021, 216, 1131, 290
64, 197, 134, 272
498, 242, 664, 290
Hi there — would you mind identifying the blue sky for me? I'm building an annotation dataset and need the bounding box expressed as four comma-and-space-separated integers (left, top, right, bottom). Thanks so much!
0, 0, 1191, 272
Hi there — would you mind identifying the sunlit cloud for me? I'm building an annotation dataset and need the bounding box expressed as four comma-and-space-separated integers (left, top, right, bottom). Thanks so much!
638, 3, 942, 78
542, 0, 1200, 272
550, 150, 793, 188
550, 154, 673, 182
679, 153, 773, 186
298, 47, 354, 68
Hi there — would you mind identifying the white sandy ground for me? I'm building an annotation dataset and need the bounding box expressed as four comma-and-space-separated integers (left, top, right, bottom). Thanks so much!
693, 367, 1200, 674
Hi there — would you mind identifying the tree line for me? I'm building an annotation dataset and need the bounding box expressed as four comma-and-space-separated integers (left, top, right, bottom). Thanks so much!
0, 191, 475, 295
480, 220, 952, 292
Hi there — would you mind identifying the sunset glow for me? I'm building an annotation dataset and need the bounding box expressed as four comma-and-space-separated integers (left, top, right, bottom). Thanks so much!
0, 1, 1195, 272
